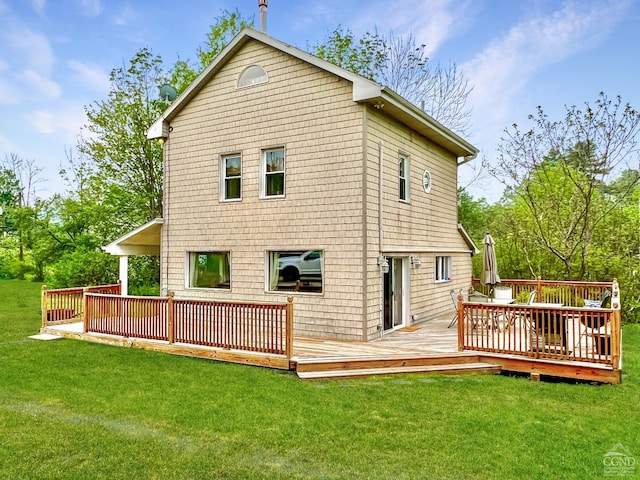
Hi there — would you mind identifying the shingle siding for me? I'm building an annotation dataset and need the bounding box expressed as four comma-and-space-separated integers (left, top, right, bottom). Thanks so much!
160, 38, 474, 341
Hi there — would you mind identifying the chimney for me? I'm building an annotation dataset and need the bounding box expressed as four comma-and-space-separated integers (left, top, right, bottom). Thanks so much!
259, 0, 268, 33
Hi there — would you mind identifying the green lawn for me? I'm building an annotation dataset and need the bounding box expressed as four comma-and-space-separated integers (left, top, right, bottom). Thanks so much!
1, 279, 638, 479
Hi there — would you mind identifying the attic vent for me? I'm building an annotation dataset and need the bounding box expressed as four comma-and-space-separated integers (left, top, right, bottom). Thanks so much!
237, 65, 268, 88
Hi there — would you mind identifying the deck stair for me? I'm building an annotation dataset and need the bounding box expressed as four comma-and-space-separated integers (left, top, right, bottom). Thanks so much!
294, 353, 501, 379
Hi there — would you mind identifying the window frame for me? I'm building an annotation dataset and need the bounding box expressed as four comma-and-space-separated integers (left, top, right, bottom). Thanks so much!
220, 153, 242, 202
266, 250, 324, 294
237, 65, 268, 88
399, 153, 410, 202
260, 146, 286, 198
186, 251, 231, 290
435, 255, 452, 283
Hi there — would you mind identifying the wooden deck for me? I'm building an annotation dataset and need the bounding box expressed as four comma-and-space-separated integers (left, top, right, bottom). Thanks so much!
40, 313, 620, 383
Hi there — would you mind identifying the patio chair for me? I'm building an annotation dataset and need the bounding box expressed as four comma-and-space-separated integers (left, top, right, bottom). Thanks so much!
527, 290, 537, 305
448, 289, 464, 328
448, 289, 493, 330
583, 289, 611, 309
577, 291, 612, 355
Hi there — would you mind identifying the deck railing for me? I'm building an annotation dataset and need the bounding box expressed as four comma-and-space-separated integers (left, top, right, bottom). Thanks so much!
41, 283, 122, 327
472, 277, 612, 306
458, 280, 622, 371
84, 292, 294, 357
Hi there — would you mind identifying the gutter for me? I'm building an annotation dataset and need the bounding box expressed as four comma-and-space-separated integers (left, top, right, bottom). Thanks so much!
457, 151, 478, 167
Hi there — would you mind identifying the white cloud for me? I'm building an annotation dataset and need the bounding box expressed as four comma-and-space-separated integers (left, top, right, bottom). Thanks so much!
66, 60, 110, 92
25, 103, 87, 142
7, 28, 55, 72
28, 110, 56, 134
32, 0, 46, 16
19, 69, 61, 98
463, 0, 630, 128
77, 0, 101, 17
113, 4, 136, 26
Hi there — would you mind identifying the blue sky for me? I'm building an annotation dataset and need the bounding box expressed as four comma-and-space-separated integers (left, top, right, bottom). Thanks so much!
1, 0, 639, 201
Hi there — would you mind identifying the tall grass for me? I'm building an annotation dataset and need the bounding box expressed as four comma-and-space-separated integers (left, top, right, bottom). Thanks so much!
0, 279, 638, 479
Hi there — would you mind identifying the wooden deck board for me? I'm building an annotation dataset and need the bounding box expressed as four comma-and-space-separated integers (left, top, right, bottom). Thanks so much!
39, 312, 619, 383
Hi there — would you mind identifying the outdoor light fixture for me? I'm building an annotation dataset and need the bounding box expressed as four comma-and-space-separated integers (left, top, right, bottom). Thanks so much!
378, 255, 389, 274
410, 256, 422, 268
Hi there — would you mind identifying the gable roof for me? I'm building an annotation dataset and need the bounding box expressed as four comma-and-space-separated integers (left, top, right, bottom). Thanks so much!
148, 28, 478, 161
102, 218, 162, 256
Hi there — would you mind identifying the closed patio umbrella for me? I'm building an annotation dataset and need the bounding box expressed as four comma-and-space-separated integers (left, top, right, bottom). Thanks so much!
481, 232, 500, 295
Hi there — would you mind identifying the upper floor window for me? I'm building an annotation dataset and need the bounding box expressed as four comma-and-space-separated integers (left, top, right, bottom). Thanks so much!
221, 154, 242, 201
261, 147, 285, 198
399, 154, 410, 201
237, 65, 268, 88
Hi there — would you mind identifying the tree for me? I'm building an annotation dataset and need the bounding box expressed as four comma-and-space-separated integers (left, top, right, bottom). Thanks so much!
313, 27, 472, 136
170, 9, 253, 93
80, 48, 168, 224
489, 93, 640, 280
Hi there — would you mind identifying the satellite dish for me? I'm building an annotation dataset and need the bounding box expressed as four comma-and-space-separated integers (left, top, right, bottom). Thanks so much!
159, 84, 177, 102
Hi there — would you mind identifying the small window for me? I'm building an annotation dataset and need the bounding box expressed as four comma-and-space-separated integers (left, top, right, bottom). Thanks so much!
435, 256, 452, 282
237, 65, 268, 88
399, 154, 410, 201
268, 250, 323, 293
261, 147, 285, 198
188, 252, 230, 289
221, 154, 242, 201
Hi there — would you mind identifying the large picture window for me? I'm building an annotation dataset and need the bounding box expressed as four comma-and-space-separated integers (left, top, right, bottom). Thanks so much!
221, 154, 242, 201
435, 255, 452, 282
261, 147, 285, 197
268, 250, 323, 293
188, 252, 231, 289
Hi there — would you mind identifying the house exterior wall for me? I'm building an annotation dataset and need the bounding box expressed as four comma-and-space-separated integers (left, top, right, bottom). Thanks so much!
160, 37, 473, 341
161, 40, 368, 339
362, 110, 473, 339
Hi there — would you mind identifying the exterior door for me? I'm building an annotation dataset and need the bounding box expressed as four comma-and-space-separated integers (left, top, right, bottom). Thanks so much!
383, 257, 405, 331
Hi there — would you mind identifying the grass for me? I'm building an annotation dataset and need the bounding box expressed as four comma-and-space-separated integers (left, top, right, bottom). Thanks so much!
1, 279, 639, 479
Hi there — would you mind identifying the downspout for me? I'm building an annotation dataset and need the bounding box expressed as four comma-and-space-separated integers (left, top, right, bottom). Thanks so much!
379, 141, 384, 252
378, 140, 385, 337
161, 128, 170, 296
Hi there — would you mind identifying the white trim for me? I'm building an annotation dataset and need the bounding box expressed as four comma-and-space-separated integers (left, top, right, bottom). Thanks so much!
220, 153, 243, 202
260, 146, 286, 199
382, 247, 473, 254
146, 28, 478, 158
102, 218, 163, 256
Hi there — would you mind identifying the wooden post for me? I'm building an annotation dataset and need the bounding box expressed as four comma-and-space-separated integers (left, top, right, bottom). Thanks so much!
286, 296, 294, 361
83, 287, 89, 333
117, 279, 122, 295
536, 276, 542, 302
457, 290, 464, 351
41, 285, 48, 328
610, 278, 621, 371
167, 291, 175, 344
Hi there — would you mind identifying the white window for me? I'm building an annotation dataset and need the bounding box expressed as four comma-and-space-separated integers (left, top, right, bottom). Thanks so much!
399, 154, 410, 201
188, 252, 230, 289
221, 154, 242, 201
261, 147, 285, 198
237, 65, 268, 88
435, 256, 452, 282
267, 250, 323, 293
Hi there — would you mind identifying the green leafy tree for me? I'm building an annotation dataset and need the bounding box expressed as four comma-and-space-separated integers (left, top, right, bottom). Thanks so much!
170, 9, 253, 93
489, 93, 640, 280
313, 27, 472, 135
80, 48, 168, 224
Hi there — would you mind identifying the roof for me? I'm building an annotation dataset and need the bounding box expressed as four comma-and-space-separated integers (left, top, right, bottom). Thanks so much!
458, 224, 480, 255
148, 28, 478, 160
102, 218, 163, 256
